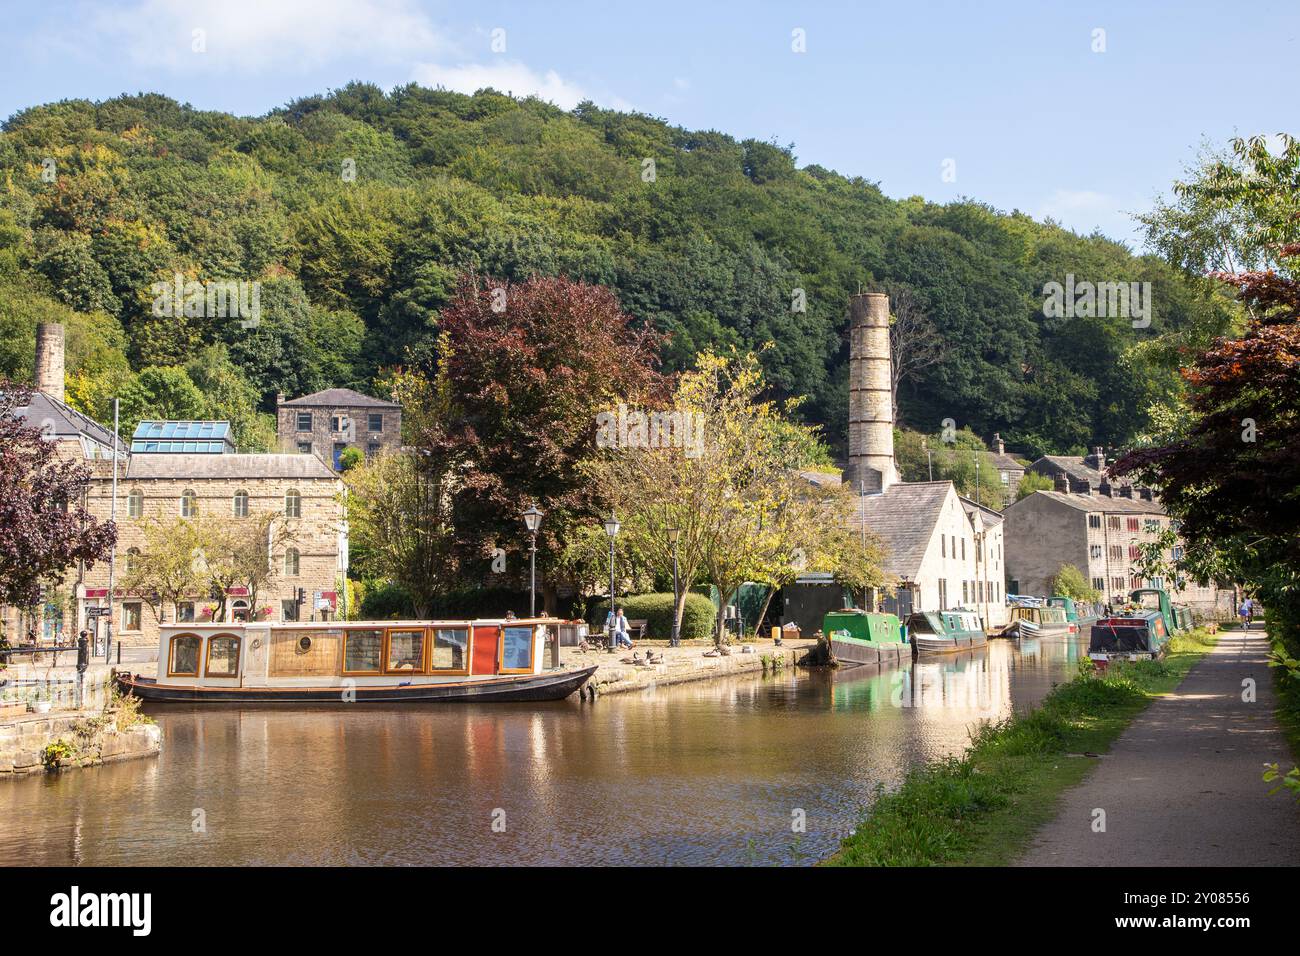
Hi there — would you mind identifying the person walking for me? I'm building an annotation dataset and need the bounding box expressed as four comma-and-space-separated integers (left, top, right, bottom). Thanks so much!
1238, 598, 1254, 630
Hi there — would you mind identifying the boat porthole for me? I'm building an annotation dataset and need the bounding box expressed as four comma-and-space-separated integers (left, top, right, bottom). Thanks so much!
299, 636, 312, 651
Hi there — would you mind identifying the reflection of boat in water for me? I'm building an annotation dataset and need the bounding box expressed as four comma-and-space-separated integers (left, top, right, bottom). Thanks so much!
906, 610, 987, 655
117, 619, 596, 704
825, 609, 909, 665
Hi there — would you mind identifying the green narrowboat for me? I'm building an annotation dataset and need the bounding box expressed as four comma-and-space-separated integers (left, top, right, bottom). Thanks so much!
824, 609, 908, 665
1088, 588, 1188, 660
905, 608, 987, 655
1047, 595, 1097, 625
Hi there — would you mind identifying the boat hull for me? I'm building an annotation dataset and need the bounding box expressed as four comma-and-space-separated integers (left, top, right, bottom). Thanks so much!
911, 633, 988, 656
831, 638, 910, 666
115, 665, 598, 704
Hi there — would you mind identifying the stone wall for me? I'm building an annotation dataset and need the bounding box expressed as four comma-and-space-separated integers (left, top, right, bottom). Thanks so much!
276, 402, 402, 463
0, 711, 161, 777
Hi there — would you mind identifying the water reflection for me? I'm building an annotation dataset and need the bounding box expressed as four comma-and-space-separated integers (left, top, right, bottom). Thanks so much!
0, 635, 1084, 866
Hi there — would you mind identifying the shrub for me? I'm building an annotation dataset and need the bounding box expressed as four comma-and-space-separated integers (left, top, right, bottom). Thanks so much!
587, 593, 716, 640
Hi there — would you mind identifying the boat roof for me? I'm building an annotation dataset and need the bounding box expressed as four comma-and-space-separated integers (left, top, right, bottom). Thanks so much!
159, 617, 568, 630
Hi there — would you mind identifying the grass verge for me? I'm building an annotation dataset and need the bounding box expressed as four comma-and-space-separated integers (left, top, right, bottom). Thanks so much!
823, 627, 1220, 866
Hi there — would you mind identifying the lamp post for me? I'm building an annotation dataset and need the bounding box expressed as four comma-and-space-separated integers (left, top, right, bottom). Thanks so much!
604, 514, 620, 633
522, 505, 544, 618
667, 528, 681, 647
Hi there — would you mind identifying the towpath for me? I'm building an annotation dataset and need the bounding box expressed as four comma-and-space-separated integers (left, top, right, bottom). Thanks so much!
1018, 628, 1300, 866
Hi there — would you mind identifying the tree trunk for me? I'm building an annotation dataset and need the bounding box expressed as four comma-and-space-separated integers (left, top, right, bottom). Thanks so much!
753, 586, 777, 639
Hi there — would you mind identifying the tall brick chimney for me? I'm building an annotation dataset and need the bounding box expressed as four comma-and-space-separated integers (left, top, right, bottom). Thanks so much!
35, 322, 65, 403
993, 432, 1005, 455
845, 292, 897, 494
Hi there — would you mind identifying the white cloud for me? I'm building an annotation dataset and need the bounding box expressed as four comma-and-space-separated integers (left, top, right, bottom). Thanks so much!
411, 60, 591, 110
87, 0, 450, 72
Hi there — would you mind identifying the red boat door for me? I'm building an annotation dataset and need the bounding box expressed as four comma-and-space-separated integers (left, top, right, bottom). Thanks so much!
471, 625, 499, 675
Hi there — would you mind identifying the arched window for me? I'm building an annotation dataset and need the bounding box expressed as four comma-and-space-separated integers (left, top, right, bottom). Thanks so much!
284, 489, 301, 518
284, 547, 300, 576
127, 488, 144, 518
168, 634, 201, 677
180, 489, 198, 518
125, 547, 141, 575
205, 634, 241, 678
232, 490, 249, 517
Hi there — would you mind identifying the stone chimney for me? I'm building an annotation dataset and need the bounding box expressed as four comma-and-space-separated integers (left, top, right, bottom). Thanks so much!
845, 292, 897, 494
34, 323, 65, 403
1084, 445, 1106, 471
993, 432, 1005, 455
1053, 475, 1070, 493
1118, 485, 1134, 499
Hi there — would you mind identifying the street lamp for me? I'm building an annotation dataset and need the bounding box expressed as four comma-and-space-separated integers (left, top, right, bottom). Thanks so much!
667, 528, 681, 647
604, 514, 620, 636
522, 505, 544, 617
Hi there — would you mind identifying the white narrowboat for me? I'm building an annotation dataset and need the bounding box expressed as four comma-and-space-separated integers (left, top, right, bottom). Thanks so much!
116, 619, 597, 703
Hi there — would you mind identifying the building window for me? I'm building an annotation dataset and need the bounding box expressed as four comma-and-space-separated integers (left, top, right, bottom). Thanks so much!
127, 488, 144, 518
962, 581, 968, 603
123, 602, 142, 632
281, 599, 299, 622
1128, 545, 1140, 560
960, 539, 966, 560
180, 489, 198, 518
168, 634, 201, 676
284, 489, 301, 518
233, 490, 249, 517
1108, 516, 1121, 530
284, 548, 300, 576
1144, 518, 1161, 531
176, 602, 195, 623
1172, 545, 1184, 561
1088, 513, 1101, 529
1127, 517, 1140, 532
205, 635, 241, 678
1000, 470, 1009, 485
941, 536, 946, 558
938, 579, 948, 609
343, 629, 383, 675
368, 413, 383, 433
297, 441, 312, 454
367, 442, 380, 459
296, 412, 312, 432
331, 415, 346, 433
385, 629, 426, 673
1112, 576, 1125, 592
125, 548, 141, 575
1110, 545, 1124, 560
1090, 544, 1102, 559
1093, 577, 1105, 592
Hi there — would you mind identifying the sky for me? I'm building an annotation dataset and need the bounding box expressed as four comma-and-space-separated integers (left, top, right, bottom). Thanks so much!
2, 0, 1296, 247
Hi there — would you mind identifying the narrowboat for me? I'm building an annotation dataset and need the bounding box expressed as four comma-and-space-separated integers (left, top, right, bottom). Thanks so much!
824, 609, 908, 665
1047, 595, 1098, 626
115, 619, 597, 704
1002, 603, 1075, 638
1088, 589, 1190, 661
905, 609, 987, 656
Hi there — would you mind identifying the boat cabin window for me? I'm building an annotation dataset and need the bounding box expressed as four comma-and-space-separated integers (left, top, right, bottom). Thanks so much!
430, 628, 469, 672
343, 628, 383, 675
385, 629, 426, 673
205, 635, 241, 677
168, 634, 202, 676
500, 626, 534, 673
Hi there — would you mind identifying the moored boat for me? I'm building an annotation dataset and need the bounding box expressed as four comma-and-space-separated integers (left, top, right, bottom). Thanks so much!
905, 609, 987, 655
825, 609, 908, 665
1004, 603, 1074, 637
1088, 588, 1186, 663
115, 618, 596, 704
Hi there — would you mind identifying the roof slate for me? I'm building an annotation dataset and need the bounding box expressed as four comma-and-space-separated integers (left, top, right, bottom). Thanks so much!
125, 453, 338, 481
845, 481, 954, 582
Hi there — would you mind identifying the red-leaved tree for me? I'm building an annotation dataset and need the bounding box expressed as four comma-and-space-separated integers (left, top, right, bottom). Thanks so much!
1, 384, 117, 610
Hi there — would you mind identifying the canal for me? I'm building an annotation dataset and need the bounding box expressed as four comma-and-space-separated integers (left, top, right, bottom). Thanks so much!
1, 635, 1086, 865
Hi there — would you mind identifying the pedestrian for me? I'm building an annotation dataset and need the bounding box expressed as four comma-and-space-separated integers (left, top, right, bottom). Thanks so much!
1238, 598, 1253, 630
606, 605, 634, 650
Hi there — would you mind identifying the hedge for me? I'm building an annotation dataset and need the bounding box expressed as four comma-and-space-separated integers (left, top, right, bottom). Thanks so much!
588, 593, 717, 640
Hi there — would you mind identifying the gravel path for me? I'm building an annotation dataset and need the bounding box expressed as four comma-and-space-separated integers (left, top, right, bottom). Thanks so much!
1018, 629, 1300, 866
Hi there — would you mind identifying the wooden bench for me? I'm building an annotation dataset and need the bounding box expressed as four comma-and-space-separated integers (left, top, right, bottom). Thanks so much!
627, 619, 648, 640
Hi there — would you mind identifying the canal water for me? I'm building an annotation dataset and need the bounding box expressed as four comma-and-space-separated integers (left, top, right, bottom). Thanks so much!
1, 635, 1086, 866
